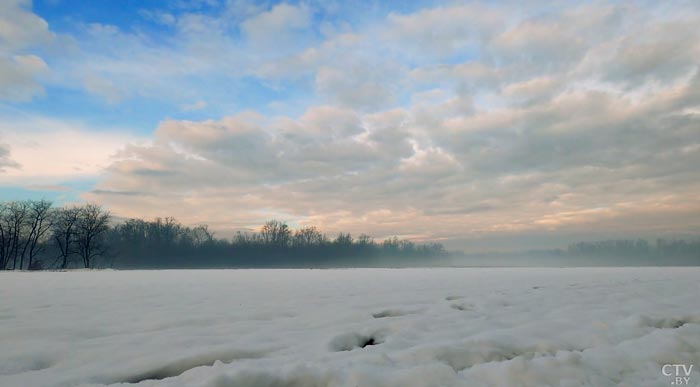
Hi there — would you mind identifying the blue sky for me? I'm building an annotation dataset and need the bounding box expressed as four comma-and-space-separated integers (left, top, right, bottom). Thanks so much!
18, 1, 325, 130
8, 0, 484, 133
1, 0, 699, 249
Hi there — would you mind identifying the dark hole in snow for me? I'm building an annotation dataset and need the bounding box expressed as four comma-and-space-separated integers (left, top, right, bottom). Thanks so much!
451, 303, 474, 311
328, 332, 384, 352
372, 309, 418, 318
361, 337, 377, 348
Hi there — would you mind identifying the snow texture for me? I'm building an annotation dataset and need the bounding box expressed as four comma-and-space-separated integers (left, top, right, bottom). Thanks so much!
1, 268, 699, 387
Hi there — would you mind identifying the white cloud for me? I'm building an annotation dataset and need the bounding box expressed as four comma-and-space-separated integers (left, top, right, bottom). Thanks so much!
0, 117, 145, 183
0, 54, 48, 101
502, 76, 562, 105
82, 75, 125, 104
315, 65, 397, 110
0, 0, 54, 102
491, 20, 586, 66
0, 0, 54, 51
241, 3, 311, 50
411, 61, 502, 93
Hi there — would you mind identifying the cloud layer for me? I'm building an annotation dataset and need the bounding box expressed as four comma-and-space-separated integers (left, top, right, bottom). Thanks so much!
2, 1, 700, 245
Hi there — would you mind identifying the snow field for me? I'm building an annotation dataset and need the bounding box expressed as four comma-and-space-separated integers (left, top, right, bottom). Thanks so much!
1, 267, 699, 387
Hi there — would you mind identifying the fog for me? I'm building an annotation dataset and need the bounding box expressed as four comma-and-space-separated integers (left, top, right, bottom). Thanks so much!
2, 200, 697, 270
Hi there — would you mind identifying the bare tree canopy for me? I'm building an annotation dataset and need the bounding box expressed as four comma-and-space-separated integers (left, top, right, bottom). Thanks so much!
24, 200, 54, 270
76, 204, 111, 269
53, 206, 81, 269
1, 201, 28, 270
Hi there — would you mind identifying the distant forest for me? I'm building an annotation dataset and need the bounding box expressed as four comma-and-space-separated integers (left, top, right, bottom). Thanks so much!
2, 200, 699, 270
565, 239, 700, 259
454, 238, 700, 266
0, 200, 447, 270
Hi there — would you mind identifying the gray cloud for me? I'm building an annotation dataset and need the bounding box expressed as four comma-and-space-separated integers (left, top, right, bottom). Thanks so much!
383, 3, 505, 59
0, 143, 19, 172
602, 21, 700, 85
91, 189, 153, 197
90, 70, 700, 238
0, 54, 48, 101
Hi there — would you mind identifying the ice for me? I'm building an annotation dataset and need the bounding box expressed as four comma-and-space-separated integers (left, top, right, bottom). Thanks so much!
1, 268, 699, 386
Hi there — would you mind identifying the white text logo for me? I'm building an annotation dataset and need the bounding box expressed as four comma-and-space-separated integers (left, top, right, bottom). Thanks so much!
662, 364, 694, 385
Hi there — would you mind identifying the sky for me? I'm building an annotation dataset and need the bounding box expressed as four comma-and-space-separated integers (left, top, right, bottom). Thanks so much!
0, 0, 699, 251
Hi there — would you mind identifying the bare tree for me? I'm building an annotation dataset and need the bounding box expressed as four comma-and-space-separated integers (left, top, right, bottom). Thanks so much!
192, 225, 214, 245
23, 200, 53, 270
357, 234, 373, 244
76, 204, 111, 268
334, 232, 353, 247
260, 220, 290, 247
0, 203, 9, 269
53, 206, 81, 269
5, 201, 28, 270
292, 226, 325, 247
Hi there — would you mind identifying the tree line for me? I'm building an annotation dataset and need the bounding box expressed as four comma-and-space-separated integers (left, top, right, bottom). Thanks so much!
502, 238, 700, 265
566, 239, 700, 259
1, 200, 447, 270
1, 201, 110, 270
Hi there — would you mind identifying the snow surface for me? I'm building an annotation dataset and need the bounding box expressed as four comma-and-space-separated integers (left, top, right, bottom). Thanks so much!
1, 268, 699, 387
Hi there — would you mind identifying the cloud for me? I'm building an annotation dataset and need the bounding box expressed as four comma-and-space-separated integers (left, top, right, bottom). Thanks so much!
315, 65, 397, 110
411, 61, 502, 95
383, 3, 505, 59
0, 54, 48, 101
89, 67, 700, 238
0, 0, 54, 51
24, 184, 70, 192
0, 143, 19, 172
241, 3, 311, 51
0, 0, 54, 101
0, 117, 145, 184
5, 1, 700, 243
502, 76, 561, 105
91, 189, 152, 197
293, 105, 363, 138
491, 19, 586, 68
601, 21, 700, 85
82, 74, 125, 104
